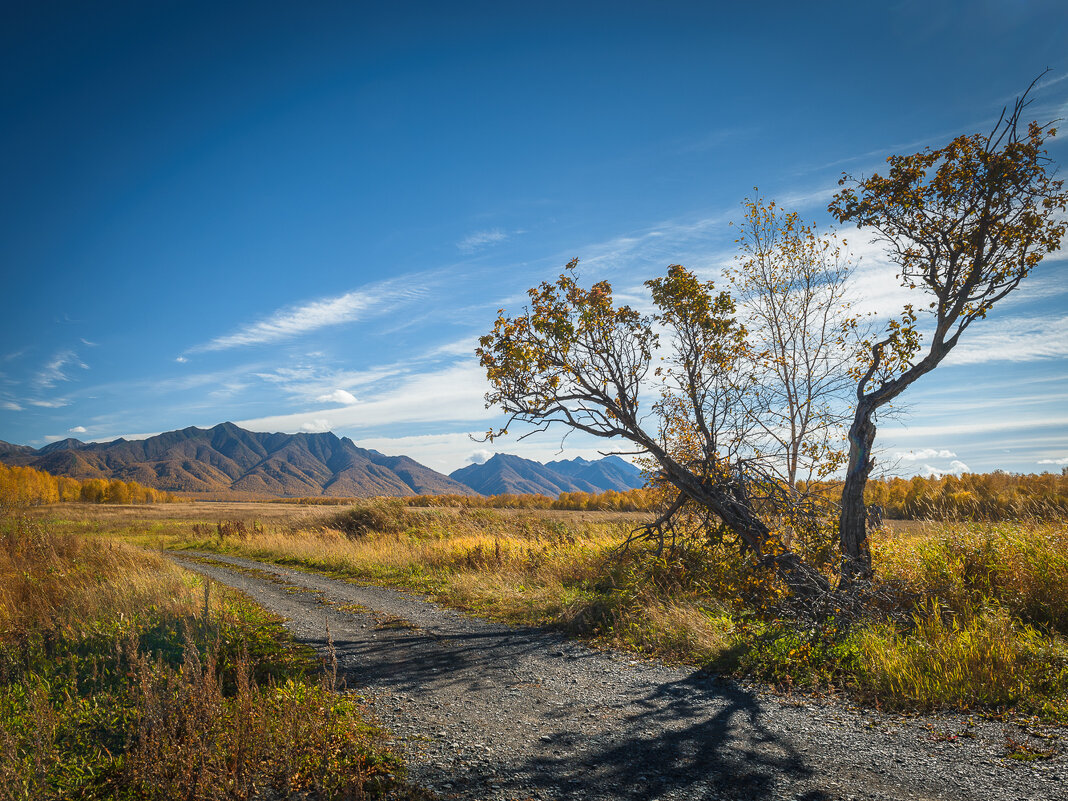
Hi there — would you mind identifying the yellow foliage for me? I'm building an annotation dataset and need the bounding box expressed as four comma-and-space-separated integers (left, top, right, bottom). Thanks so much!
0, 463, 176, 508
398, 486, 662, 512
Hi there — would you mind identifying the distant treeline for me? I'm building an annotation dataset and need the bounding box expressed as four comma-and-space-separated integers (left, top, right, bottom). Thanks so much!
793, 471, 1068, 522
269, 487, 661, 512
0, 463, 177, 507
405, 487, 661, 512
262, 471, 1068, 521
860, 471, 1068, 521
431, 474, 1068, 520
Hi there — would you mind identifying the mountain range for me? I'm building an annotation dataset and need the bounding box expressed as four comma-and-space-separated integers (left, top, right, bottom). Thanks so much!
0, 423, 472, 498
448, 453, 643, 496
0, 423, 644, 498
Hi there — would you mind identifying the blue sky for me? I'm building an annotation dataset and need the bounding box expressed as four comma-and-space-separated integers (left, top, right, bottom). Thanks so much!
1, 0, 1066, 476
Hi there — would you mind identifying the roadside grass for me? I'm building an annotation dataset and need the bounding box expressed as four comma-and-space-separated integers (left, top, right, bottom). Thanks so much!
0, 511, 425, 801
873, 520, 1068, 634
33, 501, 1068, 723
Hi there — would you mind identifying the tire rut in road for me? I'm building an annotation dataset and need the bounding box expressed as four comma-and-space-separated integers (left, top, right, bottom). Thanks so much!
167, 551, 1066, 801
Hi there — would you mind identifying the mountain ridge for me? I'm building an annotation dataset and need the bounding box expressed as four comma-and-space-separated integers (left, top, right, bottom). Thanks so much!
449, 452, 643, 497
1, 425, 646, 499
0, 423, 475, 498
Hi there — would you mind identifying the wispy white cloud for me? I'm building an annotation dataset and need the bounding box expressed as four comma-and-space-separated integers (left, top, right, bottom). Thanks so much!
1038, 457, 1068, 465
87, 430, 161, 444
316, 389, 358, 405
579, 211, 733, 277
143, 365, 271, 394
563, 203, 1064, 335
350, 431, 489, 471
34, 350, 88, 390
188, 278, 430, 353
945, 315, 1068, 366
775, 184, 841, 210
797, 70, 1068, 184
882, 415, 1068, 440
1036, 70, 1068, 91
28, 399, 70, 409
256, 363, 408, 405
236, 363, 494, 437
423, 336, 482, 359
458, 229, 509, 253
299, 419, 331, 433
792, 126, 969, 179
836, 231, 914, 318
1, 401, 22, 411
674, 126, 754, 154
832, 222, 1067, 358
69, 426, 87, 434
900, 390, 1068, 418
207, 381, 251, 400
895, 448, 956, 461
466, 448, 493, 465
992, 70, 1068, 107
252, 336, 485, 407
175, 356, 188, 363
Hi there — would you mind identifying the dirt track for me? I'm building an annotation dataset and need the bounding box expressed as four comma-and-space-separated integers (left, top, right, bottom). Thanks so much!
169, 551, 1067, 801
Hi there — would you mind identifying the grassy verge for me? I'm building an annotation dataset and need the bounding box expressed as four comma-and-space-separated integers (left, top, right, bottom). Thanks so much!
32, 501, 1068, 724
0, 511, 425, 800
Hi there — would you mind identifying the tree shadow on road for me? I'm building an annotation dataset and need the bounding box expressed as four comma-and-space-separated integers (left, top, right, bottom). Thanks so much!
510, 671, 821, 800
308, 620, 823, 800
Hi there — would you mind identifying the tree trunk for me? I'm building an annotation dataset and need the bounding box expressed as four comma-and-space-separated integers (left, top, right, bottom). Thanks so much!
839, 401, 877, 586
691, 481, 831, 598
648, 447, 831, 598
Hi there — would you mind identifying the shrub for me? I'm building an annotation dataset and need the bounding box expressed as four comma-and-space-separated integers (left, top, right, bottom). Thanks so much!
321, 500, 418, 538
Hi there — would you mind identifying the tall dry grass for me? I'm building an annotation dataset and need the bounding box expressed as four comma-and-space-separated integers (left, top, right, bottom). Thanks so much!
0, 513, 195, 638
224, 504, 620, 624
0, 513, 420, 800
872, 520, 1068, 633
160, 500, 1068, 719
853, 603, 1066, 714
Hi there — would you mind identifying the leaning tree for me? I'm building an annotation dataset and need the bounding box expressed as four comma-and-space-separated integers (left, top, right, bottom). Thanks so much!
476, 203, 859, 597
478, 84, 1066, 597
829, 85, 1067, 585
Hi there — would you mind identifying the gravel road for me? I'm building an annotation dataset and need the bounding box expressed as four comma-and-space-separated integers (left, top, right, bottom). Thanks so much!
169, 551, 1066, 801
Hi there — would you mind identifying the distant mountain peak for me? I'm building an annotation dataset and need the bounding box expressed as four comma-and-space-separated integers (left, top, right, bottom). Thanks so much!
39, 437, 86, 454
451, 453, 643, 497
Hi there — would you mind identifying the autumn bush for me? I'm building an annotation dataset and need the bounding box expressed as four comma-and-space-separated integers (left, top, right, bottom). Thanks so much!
321, 499, 419, 538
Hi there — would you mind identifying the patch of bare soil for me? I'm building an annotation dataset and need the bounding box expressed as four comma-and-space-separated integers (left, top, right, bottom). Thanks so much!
169, 551, 1067, 801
